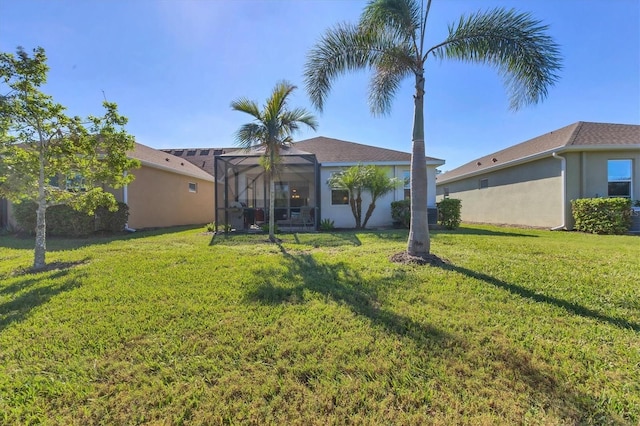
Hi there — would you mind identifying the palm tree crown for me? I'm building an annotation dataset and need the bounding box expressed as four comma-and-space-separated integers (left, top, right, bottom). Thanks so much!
305, 0, 561, 258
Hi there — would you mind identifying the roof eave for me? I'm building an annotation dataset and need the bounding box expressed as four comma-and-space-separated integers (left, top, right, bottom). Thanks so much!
436, 144, 640, 185
321, 159, 445, 167
137, 159, 216, 183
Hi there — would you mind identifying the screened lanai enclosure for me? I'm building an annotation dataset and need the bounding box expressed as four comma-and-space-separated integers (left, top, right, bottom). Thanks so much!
214, 145, 320, 232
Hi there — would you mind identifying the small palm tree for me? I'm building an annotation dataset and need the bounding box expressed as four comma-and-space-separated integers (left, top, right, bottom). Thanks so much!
231, 81, 318, 242
327, 165, 368, 229
305, 0, 561, 259
362, 166, 399, 229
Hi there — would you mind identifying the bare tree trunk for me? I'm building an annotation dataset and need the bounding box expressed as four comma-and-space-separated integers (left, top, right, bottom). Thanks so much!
407, 72, 430, 257
34, 143, 47, 270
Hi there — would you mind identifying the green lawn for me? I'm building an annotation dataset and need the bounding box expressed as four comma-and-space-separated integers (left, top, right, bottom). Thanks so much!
1, 226, 638, 425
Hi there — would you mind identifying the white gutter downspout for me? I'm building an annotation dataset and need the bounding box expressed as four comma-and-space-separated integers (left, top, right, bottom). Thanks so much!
122, 171, 135, 232
551, 152, 566, 230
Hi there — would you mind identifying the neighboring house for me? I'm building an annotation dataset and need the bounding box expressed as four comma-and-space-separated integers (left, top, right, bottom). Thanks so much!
1, 142, 217, 232
197, 136, 444, 230
115, 143, 217, 229
436, 122, 640, 229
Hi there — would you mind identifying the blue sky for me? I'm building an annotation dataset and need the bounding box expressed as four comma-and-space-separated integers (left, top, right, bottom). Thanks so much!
1, 0, 638, 170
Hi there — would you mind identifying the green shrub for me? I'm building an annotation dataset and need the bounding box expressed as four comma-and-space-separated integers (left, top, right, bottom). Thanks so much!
319, 218, 335, 231
47, 204, 95, 237
391, 200, 410, 228
13, 201, 128, 236
260, 224, 279, 234
437, 198, 462, 230
95, 202, 129, 233
12, 201, 37, 234
572, 198, 632, 235
205, 222, 216, 232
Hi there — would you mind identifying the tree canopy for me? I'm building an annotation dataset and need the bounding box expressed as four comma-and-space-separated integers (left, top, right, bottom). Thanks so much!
0, 46, 139, 269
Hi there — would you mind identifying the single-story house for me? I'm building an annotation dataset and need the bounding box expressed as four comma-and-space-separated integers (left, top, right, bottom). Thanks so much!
175, 136, 444, 230
115, 143, 217, 229
435, 121, 640, 229
2, 142, 217, 231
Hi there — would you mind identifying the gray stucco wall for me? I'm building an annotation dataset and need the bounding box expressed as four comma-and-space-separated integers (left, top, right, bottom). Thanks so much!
436, 157, 563, 228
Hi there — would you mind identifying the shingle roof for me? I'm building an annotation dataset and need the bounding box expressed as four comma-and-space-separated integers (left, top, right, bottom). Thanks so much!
159, 147, 234, 176
130, 143, 215, 182
437, 121, 640, 184
293, 136, 444, 165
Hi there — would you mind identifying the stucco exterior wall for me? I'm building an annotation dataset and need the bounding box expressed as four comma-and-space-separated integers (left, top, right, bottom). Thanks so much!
437, 157, 563, 228
123, 166, 215, 229
569, 150, 640, 200
319, 164, 438, 228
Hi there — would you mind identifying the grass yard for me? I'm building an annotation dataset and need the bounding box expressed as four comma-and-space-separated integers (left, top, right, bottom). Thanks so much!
0, 225, 638, 425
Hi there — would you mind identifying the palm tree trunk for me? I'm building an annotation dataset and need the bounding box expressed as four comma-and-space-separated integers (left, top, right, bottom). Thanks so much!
407, 72, 430, 257
362, 201, 376, 229
268, 169, 276, 242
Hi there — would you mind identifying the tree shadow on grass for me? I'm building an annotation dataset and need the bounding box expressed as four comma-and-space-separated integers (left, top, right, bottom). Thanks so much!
436, 226, 539, 238
439, 263, 640, 332
0, 225, 203, 252
209, 231, 362, 248
243, 245, 625, 423
0, 270, 85, 332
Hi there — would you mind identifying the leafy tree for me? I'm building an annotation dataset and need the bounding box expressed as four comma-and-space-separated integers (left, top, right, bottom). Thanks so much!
231, 81, 318, 242
0, 46, 139, 270
328, 164, 399, 229
305, 0, 561, 258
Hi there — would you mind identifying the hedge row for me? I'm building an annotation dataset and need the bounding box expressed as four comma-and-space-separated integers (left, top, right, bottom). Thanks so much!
13, 202, 129, 237
571, 198, 631, 235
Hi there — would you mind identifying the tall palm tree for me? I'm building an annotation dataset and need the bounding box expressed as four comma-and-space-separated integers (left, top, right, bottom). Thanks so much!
231, 81, 318, 242
305, 0, 561, 259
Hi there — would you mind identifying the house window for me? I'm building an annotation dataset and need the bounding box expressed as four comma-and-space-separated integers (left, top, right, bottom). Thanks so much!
403, 171, 410, 199
186, 150, 197, 156
331, 189, 349, 205
188, 182, 197, 193
608, 159, 632, 197
200, 149, 210, 156
443, 187, 450, 197
173, 150, 184, 156
479, 178, 489, 189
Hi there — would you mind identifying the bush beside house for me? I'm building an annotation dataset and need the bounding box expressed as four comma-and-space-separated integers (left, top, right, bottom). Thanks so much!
571, 198, 632, 235
13, 202, 129, 237
437, 198, 462, 230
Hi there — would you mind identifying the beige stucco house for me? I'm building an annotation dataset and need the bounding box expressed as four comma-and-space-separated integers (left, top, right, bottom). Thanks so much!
435, 122, 640, 229
1, 142, 217, 232
115, 143, 216, 229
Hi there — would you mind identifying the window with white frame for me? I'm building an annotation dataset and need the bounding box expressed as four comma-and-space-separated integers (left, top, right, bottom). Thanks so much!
608, 159, 632, 197
403, 171, 410, 199
188, 182, 197, 193
479, 178, 489, 189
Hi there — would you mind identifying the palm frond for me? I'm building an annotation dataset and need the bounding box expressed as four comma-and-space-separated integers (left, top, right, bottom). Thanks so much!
230, 98, 261, 120
427, 8, 562, 110
369, 45, 414, 115
305, 23, 382, 111
235, 123, 264, 149
361, 0, 422, 41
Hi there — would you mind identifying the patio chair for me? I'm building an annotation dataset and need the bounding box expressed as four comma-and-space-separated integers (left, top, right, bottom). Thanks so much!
294, 206, 314, 231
